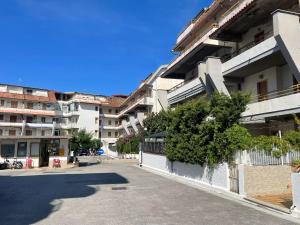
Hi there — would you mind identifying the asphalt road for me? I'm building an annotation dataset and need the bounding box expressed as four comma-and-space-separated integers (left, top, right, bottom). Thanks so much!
0, 157, 297, 225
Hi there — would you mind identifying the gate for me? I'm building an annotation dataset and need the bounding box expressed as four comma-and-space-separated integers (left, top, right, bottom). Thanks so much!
229, 164, 239, 193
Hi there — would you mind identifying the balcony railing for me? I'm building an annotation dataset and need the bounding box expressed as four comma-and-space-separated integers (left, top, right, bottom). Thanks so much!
249, 84, 300, 104
222, 30, 274, 62
168, 77, 198, 94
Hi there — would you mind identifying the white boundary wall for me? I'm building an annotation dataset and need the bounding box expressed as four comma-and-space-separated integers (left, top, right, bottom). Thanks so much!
292, 173, 300, 218
141, 152, 230, 191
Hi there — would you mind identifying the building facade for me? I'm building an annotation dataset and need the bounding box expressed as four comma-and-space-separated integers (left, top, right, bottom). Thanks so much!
117, 65, 182, 137
0, 84, 69, 167
161, 0, 300, 136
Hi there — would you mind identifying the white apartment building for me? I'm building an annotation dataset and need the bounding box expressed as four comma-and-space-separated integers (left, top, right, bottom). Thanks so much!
161, 0, 300, 136
0, 84, 123, 167
117, 65, 182, 136
99, 95, 126, 152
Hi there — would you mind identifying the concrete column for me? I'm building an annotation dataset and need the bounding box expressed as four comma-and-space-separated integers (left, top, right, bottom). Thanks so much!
129, 116, 138, 133
205, 57, 230, 95
121, 119, 130, 135
273, 10, 300, 81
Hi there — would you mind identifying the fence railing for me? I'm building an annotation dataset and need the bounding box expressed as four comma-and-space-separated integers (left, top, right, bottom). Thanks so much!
141, 141, 165, 155
248, 84, 300, 104
236, 150, 300, 166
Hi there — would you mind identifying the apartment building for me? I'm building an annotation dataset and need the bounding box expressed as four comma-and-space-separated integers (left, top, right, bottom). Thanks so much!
55, 91, 108, 138
118, 65, 182, 136
161, 0, 300, 136
99, 95, 127, 152
0, 84, 69, 167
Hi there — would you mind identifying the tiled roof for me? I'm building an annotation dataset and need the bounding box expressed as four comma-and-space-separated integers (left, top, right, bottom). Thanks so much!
107, 96, 127, 107
0, 91, 57, 103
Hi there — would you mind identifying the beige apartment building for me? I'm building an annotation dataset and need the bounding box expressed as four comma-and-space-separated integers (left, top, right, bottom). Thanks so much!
161, 0, 300, 136
0, 84, 69, 167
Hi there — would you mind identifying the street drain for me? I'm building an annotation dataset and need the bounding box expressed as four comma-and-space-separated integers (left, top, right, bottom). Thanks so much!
111, 187, 127, 191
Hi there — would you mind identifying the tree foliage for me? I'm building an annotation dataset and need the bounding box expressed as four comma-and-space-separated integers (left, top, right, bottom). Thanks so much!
70, 130, 100, 153
251, 135, 290, 158
116, 134, 142, 154
164, 92, 250, 167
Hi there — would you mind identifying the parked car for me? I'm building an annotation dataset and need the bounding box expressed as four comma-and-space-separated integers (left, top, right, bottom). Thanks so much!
78, 149, 89, 156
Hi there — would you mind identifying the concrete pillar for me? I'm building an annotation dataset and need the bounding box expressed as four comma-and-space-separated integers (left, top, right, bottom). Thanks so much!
273, 10, 300, 81
205, 57, 230, 95
129, 116, 138, 133
121, 119, 130, 135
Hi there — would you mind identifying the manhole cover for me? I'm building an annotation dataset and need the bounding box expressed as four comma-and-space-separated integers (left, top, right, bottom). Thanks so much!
111, 186, 127, 190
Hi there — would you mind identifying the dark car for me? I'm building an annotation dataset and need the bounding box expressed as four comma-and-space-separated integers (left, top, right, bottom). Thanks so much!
78, 149, 89, 156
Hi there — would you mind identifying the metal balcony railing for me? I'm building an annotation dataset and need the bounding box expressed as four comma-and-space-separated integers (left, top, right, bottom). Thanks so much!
168, 77, 199, 94
249, 84, 300, 104
222, 30, 274, 62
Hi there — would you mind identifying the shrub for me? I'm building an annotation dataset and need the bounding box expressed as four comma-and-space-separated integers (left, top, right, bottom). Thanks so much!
283, 130, 300, 150
251, 135, 290, 158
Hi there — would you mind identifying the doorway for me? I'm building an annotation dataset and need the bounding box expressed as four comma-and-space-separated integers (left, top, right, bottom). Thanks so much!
40, 140, 50, 167
257, 80, 268, 102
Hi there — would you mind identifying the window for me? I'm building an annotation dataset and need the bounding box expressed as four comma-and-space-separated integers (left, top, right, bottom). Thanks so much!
41, 117, 46, 123
26, 89, 33, 95
115, 121, 118, 126
115, 132, 118, 138
257, 80, 268, 102
1, 144, 15, 157
115, 109, 119, 114
95, 106, 98, 111
108, 109, 112, 114
0, 129, 2, 136
108, 132, 111, 137
0, 114, 3, 121
25, 130, 32, 136
54, 129, 60, 136
26, 102, 34, 109
41, 130, 45, 136
254, 31, 265, 44
108, 120, 112, 125
9, 130, 16, 136
17, 142, 27, 157
30, 143, 40, 157
0, 100, 4, 106
26, 116, 33, 123
11, 101, 18, 108
42, 104, 47, 110
10, 115, 17, 122
99, 108, 103, 114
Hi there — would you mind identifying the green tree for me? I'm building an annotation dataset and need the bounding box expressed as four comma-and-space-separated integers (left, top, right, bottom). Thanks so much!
70, 130, 100, 153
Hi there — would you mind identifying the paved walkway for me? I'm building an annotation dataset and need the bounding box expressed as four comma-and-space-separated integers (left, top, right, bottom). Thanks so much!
0, 158, 298, 225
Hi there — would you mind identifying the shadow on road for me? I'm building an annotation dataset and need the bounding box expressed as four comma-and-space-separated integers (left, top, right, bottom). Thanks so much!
0, 172, 128, 225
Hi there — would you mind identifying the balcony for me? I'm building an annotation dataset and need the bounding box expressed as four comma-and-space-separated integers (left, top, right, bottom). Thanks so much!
222, 35, 279, 77
242, 84, 300, 121
167, 77, 205, 105
119, 96, 153, 116
0, 105, 56, 117
101, 125, 122, 130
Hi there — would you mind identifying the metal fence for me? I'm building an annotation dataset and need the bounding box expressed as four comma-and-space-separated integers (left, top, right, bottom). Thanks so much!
236, 150, 300, 166
140, 141, 165, 155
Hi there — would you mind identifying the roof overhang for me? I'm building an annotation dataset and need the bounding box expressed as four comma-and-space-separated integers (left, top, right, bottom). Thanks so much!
223, 51, 285, 78
210, 0, 298, 41
163, 41, 232, 79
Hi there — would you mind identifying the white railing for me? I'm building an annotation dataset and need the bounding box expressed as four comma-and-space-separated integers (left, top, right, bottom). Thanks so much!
236, 150, 300, 166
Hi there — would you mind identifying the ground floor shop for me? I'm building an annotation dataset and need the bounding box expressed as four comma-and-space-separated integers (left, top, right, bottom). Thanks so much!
0, 136, 70, 168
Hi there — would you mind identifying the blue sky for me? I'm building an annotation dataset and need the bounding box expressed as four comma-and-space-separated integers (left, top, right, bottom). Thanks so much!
0, 0, 210, 96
